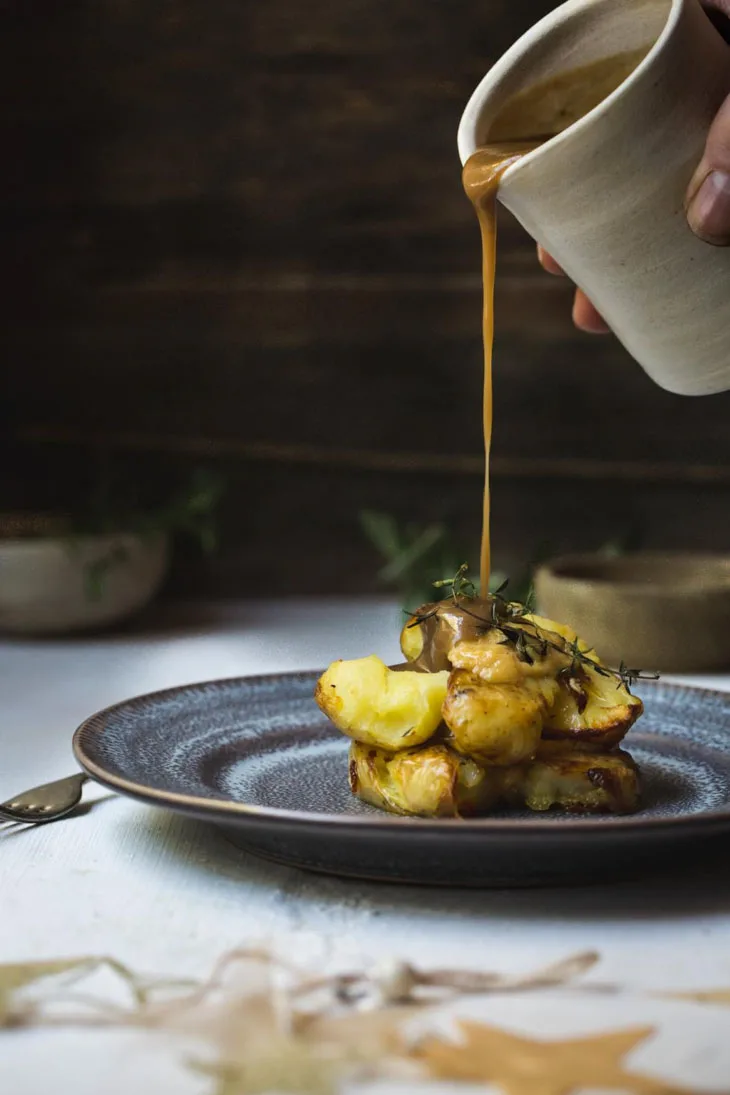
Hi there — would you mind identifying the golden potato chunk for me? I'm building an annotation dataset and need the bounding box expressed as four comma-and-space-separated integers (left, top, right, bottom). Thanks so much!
315, 655, 449, 751
502, 745, 640, 814
523, 613, 582, 648
399, 598, 499, 671
442, 670, 557, 765
445, 611, 586, 685
449, 630, 563, 684
543, 666, 643, 750
349, 742, 500, 818
400, 617, 425, 662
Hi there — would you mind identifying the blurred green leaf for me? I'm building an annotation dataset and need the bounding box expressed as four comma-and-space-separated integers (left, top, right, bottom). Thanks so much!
360, 511, 643, 611
360, 510, 476, 607
358, 511, 405, 562
83, 543, 130, 602
59, 466, 227, 601
378, 523, 446, 584
69, 467, 226, 552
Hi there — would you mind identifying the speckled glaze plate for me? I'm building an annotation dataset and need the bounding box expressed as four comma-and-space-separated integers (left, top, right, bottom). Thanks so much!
73, 673, 730, 887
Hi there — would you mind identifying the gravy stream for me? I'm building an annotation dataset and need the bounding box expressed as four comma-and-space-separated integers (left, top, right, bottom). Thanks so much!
462, 145, 539, 596
462, 48, 649, 598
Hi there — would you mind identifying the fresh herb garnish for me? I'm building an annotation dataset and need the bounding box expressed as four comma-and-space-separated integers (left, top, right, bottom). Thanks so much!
423, 565, 660, 693
404, 606, 441, 629
433, 562, 478, 600
617, 661, 660, 694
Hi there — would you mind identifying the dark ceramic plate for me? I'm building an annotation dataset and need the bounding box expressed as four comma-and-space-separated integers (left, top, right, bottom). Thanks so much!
73, 673, 730, 887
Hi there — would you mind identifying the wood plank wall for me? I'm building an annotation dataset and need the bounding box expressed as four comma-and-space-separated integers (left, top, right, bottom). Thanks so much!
4, 0, 730, 596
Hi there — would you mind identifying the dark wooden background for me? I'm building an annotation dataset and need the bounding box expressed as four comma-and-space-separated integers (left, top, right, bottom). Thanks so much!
4, 0, 730, 596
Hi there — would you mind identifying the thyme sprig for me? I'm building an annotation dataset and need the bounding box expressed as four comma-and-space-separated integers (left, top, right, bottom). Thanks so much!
404, 606, 441, 629
420, 567, 660, 695
617, 661, 660, 693
432, 563, 478, 600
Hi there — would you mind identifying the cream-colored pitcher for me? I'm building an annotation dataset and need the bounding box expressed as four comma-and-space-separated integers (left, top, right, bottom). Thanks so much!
458, 0, 730, 395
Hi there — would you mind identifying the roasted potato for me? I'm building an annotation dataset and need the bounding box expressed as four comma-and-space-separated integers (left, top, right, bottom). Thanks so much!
442, 670, 557, 765
523, 612, 642, 748
523, 613, 583, 648
502, 745, 640, 814
447, 611, 590, 682
542, 666, 643, 750
400, 616, 425, 663
315, 655, 449, 751
350, 740, 640, 816
400, 598, 497, 671
349, 741, 500, 817
448, 629, 563, 684
446, 611, 641, 751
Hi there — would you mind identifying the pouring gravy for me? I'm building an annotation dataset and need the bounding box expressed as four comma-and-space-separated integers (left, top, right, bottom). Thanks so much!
462, 47, 649, 596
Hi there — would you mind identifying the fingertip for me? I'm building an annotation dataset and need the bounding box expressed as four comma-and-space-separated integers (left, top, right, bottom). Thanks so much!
686, 169, 730, 245
537, 245, 566, 276
572, 290, 610, 334
685, 93, 730, 242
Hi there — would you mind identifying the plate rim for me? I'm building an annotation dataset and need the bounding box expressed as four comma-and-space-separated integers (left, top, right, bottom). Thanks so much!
72, 671, 730, 836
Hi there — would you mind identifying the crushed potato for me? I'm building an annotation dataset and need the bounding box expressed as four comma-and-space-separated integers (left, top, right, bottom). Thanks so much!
315, 655, 449, 751
441, 671, 557, 765
349, 741, 501, 817
349, 740, 640, 816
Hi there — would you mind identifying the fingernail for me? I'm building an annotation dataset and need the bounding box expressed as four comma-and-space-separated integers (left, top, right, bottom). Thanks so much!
687, 170, 730, 243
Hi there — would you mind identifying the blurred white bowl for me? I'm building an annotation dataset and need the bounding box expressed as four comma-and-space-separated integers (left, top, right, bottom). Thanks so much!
0, 526, 169, 635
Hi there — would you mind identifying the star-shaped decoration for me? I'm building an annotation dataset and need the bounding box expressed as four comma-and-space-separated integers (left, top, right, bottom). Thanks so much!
411, 1020, 704, 1095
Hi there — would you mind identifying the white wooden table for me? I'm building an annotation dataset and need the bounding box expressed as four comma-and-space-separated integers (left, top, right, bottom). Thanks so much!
3, 599, 730, 1094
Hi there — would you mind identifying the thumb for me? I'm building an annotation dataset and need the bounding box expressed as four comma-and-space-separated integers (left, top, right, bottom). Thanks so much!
686, 91, 730, 245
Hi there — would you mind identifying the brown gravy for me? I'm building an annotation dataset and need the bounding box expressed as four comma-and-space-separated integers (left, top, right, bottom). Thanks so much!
462, 48, 649, 596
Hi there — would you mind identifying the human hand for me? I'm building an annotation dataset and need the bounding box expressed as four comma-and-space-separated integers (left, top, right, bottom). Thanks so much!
685, 0, 730, 243
539, 0, 730, 334
536, 244, 610, 334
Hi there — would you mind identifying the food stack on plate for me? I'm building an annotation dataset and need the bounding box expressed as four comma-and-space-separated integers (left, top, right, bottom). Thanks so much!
315, 586, 646, 817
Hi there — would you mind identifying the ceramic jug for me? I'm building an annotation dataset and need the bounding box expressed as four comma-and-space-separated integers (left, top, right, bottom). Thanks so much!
458, 0, 730, 395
